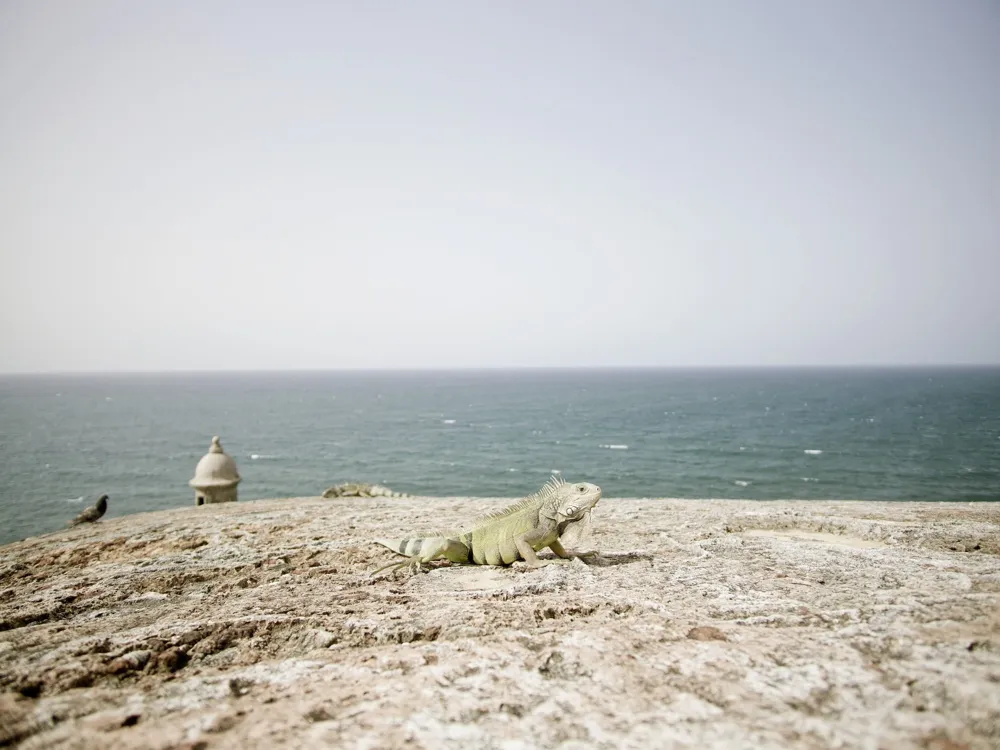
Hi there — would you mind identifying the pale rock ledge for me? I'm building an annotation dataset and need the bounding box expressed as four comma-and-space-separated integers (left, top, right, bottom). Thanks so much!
1, 497, 998, 749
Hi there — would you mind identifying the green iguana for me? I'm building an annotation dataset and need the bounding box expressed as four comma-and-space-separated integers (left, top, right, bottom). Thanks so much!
323, 482, 408, 498
370, 476, 602, 576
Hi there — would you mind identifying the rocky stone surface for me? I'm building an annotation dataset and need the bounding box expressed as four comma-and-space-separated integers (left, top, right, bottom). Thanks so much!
0, 496, 998, 749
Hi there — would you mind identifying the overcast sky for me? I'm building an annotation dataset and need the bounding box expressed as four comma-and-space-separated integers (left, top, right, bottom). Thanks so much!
1, 1, 998, 372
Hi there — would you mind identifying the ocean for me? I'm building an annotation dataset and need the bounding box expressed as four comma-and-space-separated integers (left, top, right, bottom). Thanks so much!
1, 368, 998, 546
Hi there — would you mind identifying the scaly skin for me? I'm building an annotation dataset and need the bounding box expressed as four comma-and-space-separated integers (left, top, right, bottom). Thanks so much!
371, 477, 602, 576
322, 483, 407, 499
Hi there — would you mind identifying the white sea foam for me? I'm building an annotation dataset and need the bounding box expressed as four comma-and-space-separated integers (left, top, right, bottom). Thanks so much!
63, 496, 84, 503
599, 444, 629, 450
249, 454, 278, 460
551, 469, 561, 474
734, 480, 751, 487
804, 449, 823, 455
442, 419, 456, 425
739, 446, 746, 451
801, 477, 819, 482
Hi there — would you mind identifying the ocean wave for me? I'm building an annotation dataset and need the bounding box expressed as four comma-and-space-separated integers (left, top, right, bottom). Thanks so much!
599, 444, 629, 450
63, 496, 84, 503
734, 480, 751, 487
442, 419, 456, 425
804, 449, 823, 455
249, 454, 279, 460
801, 477, 819, 482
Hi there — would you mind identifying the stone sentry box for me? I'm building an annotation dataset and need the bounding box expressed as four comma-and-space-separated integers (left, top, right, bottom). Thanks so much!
189, 436, 241, 505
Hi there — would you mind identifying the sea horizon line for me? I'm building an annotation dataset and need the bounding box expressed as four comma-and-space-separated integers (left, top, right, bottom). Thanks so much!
2, 363, 999, 378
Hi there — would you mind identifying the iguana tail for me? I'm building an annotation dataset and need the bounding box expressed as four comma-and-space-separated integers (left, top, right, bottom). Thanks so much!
371, 535, 471, 576
370, 486, 408, 498
374, 537, 434, 557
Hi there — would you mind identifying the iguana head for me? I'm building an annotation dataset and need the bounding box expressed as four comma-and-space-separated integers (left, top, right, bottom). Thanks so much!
542, 478, 602, 523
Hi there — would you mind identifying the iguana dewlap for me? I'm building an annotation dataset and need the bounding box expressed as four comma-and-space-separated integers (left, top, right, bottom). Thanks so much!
371, 476, 602, 576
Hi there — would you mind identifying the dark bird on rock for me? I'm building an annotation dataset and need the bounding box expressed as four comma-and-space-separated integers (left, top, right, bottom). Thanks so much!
69, 494, 108, 526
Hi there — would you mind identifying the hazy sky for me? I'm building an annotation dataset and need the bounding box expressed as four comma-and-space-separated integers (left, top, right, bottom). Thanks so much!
1, 1, 998, 372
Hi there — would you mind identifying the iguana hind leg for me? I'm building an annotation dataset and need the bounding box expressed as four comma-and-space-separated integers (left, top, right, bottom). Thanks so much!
370, 537, 469, 578
369, 555, 424, 577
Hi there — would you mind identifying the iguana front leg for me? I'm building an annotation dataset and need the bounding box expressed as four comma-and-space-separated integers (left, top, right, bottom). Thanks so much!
514, 536, 548, 568
548, 539, 598, 560
513, 525, 558, 568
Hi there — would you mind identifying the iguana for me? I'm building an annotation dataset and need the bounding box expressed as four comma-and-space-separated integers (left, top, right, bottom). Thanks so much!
370, 476, 602, 576
322, 482, 408, 499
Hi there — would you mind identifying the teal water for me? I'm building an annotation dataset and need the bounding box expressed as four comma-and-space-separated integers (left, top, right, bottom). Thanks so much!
1, 368, 998, 545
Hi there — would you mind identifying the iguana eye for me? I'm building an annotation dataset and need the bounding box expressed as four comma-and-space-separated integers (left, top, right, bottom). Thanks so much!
577, 485, 586, 493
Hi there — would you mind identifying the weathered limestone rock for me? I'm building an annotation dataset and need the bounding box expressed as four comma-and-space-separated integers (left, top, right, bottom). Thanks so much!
189, 436, 241, 505
0, 497, 998, 748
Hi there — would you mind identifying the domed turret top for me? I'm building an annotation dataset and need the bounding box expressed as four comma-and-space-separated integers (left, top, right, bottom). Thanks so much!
190, 436, 241, 490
